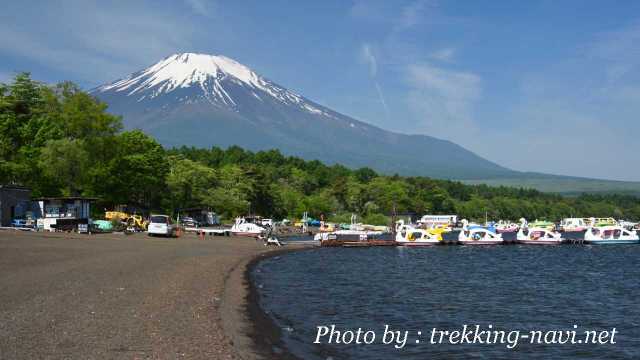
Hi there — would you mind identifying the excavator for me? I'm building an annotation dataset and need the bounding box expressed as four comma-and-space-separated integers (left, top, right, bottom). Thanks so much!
105, 206, 148, 232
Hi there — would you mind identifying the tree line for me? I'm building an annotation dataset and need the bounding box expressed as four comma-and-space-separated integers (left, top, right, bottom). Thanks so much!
2, 73, 639, 224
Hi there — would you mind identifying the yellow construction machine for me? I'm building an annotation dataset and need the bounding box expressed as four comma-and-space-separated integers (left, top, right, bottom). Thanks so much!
105, 208, 148, 231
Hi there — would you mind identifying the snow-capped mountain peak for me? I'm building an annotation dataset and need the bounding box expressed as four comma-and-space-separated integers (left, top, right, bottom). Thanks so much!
93, 53, 513, 179
98, 53, 260, 93
94, 52, 325, 113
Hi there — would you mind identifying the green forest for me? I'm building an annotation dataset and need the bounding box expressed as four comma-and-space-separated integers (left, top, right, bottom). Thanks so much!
2, 73, 640, 224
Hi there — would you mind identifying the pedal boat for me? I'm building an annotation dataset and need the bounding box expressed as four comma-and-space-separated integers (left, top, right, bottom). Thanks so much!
583, 226, 639, 245
395, 220, 442, 246
458, 220, 503, 245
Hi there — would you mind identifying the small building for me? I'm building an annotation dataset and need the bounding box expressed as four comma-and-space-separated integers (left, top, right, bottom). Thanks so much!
0, 185, 33, 227
34, 197, 97, 232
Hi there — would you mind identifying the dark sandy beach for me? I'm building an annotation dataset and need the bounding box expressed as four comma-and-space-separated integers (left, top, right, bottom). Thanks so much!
0, 230, 308, 359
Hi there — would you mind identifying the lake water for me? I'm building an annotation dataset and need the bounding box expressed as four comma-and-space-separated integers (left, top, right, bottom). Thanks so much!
252, 245, 640, 359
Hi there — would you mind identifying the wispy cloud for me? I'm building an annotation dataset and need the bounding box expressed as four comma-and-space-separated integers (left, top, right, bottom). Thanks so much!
184, 0, 214, 17
361, 43, 378, 76
360, 43, 390, 120
429, 47, 456, 62
405, 63, 481, 138
0, 1, 202, 85
396, 0, 433, 30
479, 22, 640, 180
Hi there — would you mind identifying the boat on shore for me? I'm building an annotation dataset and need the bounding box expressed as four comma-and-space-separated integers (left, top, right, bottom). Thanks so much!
230, 217, 265, 237
314, 230, 393, 247
395, 220, 442, 246
517, 219, 563, 245
458, 220, 504, 245
583, 225, 639, 245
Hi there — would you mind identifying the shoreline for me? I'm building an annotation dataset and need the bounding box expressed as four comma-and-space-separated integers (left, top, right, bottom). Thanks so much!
0, 230, 316, 359
221, 245, 316, 359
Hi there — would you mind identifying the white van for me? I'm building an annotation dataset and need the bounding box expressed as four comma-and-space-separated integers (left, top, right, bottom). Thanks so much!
148, 215, 177, 237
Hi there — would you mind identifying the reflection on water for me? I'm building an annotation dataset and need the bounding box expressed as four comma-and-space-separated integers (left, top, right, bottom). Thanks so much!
253, 245, 640, 359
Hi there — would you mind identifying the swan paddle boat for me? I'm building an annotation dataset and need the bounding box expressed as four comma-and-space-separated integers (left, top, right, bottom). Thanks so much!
583, 225, 639, 245
458, 219, 504, 245
494, 220, 519, 233
517, 219, 563, 245
395, 220, 442, 246
230, 217, 265, 237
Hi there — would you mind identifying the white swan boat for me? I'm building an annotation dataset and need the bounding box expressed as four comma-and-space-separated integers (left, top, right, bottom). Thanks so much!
584, 226, 639, 245
458, 219, 503, 245
517, 219, 563, 244
230, 217, 265, 237
516, 218, 563, 244
395, 220, 442, 246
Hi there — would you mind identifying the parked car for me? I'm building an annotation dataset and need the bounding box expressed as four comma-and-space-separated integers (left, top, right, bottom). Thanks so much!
148, 215, 178, 237
180, 216, 197, 227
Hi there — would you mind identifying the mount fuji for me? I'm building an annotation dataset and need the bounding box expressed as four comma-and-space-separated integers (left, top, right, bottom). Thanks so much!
92, 53, 514, 179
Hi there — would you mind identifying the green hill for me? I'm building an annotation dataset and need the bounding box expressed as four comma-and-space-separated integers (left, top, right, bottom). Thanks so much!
462, 177, 640, 196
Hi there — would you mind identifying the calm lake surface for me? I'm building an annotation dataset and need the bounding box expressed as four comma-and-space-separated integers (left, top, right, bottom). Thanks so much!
253, 245, 640, 359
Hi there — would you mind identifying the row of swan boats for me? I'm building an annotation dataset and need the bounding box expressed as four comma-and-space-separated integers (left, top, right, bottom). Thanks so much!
395, 218, 639, 246
231, 216, 639, 246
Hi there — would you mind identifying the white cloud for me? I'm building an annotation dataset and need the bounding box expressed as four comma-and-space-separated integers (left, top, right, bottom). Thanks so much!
484, 101, 629, 180
405, 63, 481, 138
429, 47, 456, 62
360, 43, 390, 119
360, 44, 378, 76
397, 0, 432, 30
472, 23, 640, 180
0, 1, 203, 85
350, 0, 438, 30
184, 0, 214, 17
350, 0, 395, 23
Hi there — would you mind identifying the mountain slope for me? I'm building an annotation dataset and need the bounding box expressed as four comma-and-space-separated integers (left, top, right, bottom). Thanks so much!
92, 53, 515, 179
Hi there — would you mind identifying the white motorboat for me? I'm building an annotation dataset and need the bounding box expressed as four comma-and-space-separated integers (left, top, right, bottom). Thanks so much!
584, 226, 639, 245
458, 219, 503, 245
395, 220, 442, 246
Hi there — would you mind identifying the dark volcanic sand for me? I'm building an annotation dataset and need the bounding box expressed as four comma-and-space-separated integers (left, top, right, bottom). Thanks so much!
0, 230, 306, 359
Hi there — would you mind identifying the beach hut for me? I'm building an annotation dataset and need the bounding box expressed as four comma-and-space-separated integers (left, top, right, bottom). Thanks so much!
34, 197, 97, 232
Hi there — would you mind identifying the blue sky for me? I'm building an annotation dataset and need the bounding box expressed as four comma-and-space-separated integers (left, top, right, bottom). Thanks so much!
1, 0, 640, 181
